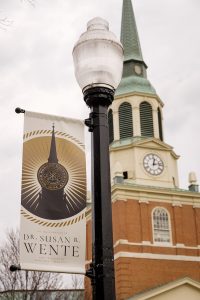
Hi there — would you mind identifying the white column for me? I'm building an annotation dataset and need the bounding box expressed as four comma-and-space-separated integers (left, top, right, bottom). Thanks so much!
132, 104, 140, 136
152, 107, 159, 138
113, 108, 120, 140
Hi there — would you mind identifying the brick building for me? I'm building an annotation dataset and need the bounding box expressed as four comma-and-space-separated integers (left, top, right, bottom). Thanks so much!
85, 0, 200, 299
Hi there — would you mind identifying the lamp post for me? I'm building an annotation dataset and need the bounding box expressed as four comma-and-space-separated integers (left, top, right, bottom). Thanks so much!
73, 17, 123, 300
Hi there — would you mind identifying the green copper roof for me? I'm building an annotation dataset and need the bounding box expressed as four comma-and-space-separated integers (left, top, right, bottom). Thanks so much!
116, 74, 156, 96
121, 0, 143, 62
116, 0, 156, 97
110, 136, 146, 149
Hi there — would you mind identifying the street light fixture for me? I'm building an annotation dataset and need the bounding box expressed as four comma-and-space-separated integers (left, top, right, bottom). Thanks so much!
73, 17, 123, 300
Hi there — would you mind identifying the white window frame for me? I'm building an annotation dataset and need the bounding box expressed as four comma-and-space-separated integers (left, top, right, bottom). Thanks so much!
152, 207, 172, 245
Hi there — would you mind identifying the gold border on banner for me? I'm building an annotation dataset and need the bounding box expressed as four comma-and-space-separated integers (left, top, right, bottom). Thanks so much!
21, 129, 86, 227
21, 209, 86, 227
23, 130, 85, 150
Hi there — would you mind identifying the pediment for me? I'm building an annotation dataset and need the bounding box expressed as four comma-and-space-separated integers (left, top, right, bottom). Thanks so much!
110, 137, 179, 159
128, 277, 200, 300
134, 138, 179, 159
134, 138, 172, 150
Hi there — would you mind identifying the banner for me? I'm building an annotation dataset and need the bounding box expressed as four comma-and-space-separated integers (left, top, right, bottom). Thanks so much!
20, 111, 86, 274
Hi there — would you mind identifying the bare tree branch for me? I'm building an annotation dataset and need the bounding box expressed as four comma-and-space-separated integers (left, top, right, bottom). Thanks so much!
68, 274, 84, 300
0, 0, 35, 30
0, 228, 63, 298
0, 16, 12, 30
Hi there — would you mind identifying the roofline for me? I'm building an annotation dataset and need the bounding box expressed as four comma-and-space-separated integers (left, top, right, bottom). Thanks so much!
112, 182, 200, 200
127, 277, 200, 300
114, 91, 164, 107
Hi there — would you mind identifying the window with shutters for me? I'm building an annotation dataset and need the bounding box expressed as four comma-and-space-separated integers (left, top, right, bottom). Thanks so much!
152, 208, 171, 243
119, 102, 133, 139
140, 101, 154, 137
108, 109, 114, 144
158, 107, 163, 141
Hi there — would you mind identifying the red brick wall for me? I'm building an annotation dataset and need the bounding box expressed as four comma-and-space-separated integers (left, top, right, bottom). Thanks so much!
115, 258, 200, 300
85, 199, 200, 299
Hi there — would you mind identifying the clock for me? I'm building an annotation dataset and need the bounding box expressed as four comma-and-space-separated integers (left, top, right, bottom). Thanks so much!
37, 162, 68, 190
143, 153, 164, 175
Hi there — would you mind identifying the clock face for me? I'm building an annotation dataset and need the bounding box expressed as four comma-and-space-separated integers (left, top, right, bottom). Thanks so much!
37, 162, 68, 190
143, 153, 164, 175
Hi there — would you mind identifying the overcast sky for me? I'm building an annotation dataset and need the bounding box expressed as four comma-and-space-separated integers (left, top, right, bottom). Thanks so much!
0, 0, 200, 240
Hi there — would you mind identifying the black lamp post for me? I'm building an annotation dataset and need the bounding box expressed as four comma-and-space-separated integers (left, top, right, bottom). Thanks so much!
73, 17, 123, 300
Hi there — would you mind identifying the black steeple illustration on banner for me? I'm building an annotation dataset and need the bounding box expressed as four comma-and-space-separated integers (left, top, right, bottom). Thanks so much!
48, 124, 58, 163
36, 125, 69, 220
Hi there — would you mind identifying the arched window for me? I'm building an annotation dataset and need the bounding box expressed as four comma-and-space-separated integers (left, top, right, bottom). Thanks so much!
157, 107, 163, 141
140, 101, 154, 137
108, 109, 114, 144
152, 208, 171, 243
119, 102, 133, 139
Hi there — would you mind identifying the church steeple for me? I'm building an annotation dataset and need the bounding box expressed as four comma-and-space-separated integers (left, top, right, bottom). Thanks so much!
109, 0, 165, 145
48, 124, 58, 163
116, 0, 156, 96
121, 0, 144, 63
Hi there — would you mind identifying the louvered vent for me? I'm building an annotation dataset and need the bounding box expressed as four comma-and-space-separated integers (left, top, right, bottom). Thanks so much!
140, 101, 154, 137
157, 107, 163, 141
108, 109, 114, 144
119, 102, 133, 139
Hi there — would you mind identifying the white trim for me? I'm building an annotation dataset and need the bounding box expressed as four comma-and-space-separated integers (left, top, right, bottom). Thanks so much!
139, 200, 149, 204
111, 185, 200, 206
114, 239, 128, 247
176, 243, 185, 248
127, 277, 200, 300
172, 201, 182, 207
142, 241, 151, 245
112, 196, 127, 203
153, 241, 172, 247
86, 244, 200, 266
114, 239, 200, 250
152, 207, 172, 244
114, 251, 200, 262
193, 204, 200, 208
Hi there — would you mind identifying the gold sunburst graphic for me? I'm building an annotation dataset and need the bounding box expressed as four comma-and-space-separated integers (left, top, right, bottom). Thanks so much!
21, 131, 86, 221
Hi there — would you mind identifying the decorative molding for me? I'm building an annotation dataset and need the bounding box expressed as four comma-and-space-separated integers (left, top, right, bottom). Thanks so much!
193, 204, 200, 208
114, 239, 128, 247
139, 199, 149, 204
86, 244, 200, 266
172, 201, 182, 207
113, 239, 200, 250
114, 251, 200, 262
112, 196, 128, 203
142, 241, 151, 245
176, 243, 185, 248
111, 184, 200, 206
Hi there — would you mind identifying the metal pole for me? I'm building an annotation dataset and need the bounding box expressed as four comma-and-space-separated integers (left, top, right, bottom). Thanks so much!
84, 87, 116, 300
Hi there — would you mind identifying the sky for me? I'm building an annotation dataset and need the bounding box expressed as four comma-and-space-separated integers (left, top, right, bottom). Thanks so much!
0, 0, 200, 241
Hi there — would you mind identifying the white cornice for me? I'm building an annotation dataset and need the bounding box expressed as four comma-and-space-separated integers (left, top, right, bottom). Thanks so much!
114, 251, 200, 262
114, 91, 164, 107
111, 183, 200, 205
114, 239, 199, 250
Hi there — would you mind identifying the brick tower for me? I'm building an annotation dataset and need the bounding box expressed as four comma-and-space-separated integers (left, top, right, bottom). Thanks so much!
85, 1, 200, 299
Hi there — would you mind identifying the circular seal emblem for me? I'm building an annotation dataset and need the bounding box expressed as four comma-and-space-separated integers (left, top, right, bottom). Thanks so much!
37, 162, 68, 190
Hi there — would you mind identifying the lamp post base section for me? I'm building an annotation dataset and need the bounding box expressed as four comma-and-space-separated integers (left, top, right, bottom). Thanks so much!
84, 87, 116, 300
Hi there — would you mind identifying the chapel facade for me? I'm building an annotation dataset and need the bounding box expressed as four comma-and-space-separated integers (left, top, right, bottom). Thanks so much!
85, 1, 200, 299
